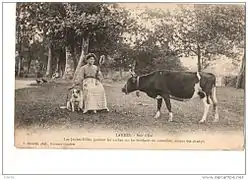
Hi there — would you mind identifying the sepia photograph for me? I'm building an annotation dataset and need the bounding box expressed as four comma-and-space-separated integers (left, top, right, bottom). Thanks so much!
14, 2, 245, 150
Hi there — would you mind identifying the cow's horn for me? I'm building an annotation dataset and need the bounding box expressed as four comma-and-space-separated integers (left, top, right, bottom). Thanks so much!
129, 69, 136, 76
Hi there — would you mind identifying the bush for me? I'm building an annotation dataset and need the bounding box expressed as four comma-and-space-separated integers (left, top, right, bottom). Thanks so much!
135, 54, 186, 75
222, 75, 245, 89
104, 70, 131, 82
222, 75, 235, 86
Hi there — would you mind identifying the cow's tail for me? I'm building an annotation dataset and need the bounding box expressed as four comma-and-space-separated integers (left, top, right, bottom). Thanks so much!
211, 85, 218, 104
209, 75, 218, 106
209, 75, 219, 121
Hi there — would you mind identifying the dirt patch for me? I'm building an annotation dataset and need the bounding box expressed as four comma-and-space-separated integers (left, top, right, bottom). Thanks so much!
15, 80, 36, 89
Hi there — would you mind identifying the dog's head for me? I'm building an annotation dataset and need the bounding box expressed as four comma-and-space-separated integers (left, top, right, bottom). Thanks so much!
71, 88, 81, 99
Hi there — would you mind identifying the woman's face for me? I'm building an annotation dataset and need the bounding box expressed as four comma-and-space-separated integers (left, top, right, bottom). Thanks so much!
87, 57, 95, 65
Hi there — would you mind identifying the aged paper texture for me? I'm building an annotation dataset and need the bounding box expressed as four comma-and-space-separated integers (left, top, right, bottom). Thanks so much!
14, 2, 245, 150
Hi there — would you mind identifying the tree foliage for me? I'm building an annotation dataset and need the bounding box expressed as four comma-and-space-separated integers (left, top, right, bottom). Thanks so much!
173, 4, 245, 71
16, 3, 245, 82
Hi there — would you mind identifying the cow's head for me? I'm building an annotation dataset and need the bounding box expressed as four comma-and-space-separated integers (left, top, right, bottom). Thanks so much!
121, 68, 138, 94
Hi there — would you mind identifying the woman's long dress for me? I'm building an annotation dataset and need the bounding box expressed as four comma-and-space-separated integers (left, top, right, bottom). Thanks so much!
74, 64, 108, 113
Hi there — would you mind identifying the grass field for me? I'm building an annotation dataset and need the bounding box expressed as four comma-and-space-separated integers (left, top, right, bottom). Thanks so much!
14, 79, 245, 135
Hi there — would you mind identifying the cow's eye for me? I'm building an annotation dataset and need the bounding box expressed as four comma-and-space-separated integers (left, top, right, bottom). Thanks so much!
131, 77, 136, 83
77, 90, 80, 93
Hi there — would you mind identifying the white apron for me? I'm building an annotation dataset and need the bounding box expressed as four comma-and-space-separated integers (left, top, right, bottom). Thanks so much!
80, 78, 108, 112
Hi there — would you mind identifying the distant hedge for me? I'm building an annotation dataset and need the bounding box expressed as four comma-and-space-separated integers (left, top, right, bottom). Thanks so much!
222, 75, 245, 89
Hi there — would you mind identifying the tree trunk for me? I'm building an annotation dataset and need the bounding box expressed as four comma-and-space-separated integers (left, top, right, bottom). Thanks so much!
17, 56, 23, 77
27, 50, 32, 74
119, 67, 123, 78
27, 59, 32, 74
73, 46, 78, 71
236, 51, 245, 89
56, 57, 59, 73
58, 47, 65, 77
119, 60, 123, 78
73, 36, 89, 81
16, 20, 23, 77
197, 44, 202, 72
63, 46, 75, 80
16, 7, 22, 77
45, 42, 52, 77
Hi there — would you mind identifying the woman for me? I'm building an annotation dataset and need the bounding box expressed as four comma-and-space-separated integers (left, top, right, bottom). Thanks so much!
73, 53, 109, 114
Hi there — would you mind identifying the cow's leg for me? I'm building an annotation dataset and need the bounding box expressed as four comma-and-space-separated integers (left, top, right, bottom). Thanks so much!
162, 94, 173, 122
154, 98, 163, 119
199, 92, 210, 123
210, 86, 219, 122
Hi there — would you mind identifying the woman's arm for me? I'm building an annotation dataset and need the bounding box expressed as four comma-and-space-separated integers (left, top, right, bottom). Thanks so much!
96, 67, 103, 82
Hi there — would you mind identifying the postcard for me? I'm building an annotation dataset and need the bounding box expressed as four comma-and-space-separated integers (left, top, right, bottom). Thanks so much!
14, 2, 245, 150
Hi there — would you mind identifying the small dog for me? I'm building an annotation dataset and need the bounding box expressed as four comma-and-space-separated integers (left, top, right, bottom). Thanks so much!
36, 79, 41, 84
41, 78, 48, 83
67, 87, 82, 112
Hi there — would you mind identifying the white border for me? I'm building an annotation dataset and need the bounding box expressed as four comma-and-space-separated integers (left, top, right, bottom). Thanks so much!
1, 0, 246, 179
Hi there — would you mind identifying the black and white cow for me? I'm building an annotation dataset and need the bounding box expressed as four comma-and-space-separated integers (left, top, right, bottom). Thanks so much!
121, 70, 219, 123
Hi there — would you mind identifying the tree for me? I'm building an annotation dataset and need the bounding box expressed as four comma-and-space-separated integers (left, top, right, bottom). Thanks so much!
174, 4, 244, 71
72, 3, 135, 80
16, 3, 39, 77
16, 3, 67, 77
19, 3, 188, 79
236, 51, 245, 88
122, 8, 184, 75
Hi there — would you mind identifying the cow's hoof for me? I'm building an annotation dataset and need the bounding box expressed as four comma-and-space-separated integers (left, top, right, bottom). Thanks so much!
154, 111, 161, 119
168, 113, 173, 122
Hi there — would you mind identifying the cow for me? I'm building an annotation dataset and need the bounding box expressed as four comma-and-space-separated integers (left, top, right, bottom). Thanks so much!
121, 70, 219, 123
